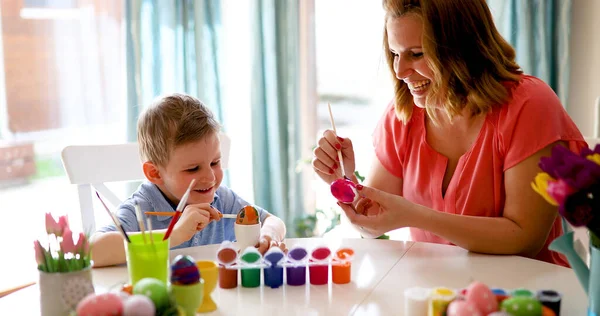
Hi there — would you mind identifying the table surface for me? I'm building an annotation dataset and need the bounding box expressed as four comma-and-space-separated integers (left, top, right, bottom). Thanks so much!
0, 238, 588, 315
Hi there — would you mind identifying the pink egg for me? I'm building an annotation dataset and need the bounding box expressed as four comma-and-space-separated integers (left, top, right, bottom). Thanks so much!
123, 294, 156, 316
465, 281, 498, 314
76, 292, 123, 316
446, 300, 483, 316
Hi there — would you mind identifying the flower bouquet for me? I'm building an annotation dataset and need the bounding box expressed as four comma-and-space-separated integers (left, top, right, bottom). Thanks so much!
35, 213, 94, 316
531, 144, 600, 315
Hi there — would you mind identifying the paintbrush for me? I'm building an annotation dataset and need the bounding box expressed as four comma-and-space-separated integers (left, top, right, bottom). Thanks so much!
146, 217, 154, 246
146, 211, 236, 219
95, 191, 131, 243
163, 179, 196, 240
134, 203, 147, 244
327, 102, 349, 180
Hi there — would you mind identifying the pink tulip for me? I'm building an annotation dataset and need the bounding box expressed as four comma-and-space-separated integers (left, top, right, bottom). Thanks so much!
57, 216, 70, 237
60, 228, 77, 254
45, 213, 61, 236
75, 232, 89, 255
34, 240, 46, 266
547, 179, 576, 206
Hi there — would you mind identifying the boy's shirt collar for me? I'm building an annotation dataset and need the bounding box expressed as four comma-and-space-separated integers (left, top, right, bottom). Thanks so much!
144, 182, 220, 222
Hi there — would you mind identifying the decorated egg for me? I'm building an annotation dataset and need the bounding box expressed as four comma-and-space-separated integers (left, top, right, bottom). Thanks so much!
446, 300, 483, 316
133, 278, 170, 311
76, 292, 123, 316
465, 281, 498, 314
236, 205, 260, 225
171, 255, 201, 285
330, 178, 358, 204
487, 312, 512, 316
500, 296, 543, 316
123, 294, 156, 316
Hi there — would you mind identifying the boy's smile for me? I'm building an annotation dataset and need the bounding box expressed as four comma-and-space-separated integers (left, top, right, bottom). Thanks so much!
152, 131, 224, 206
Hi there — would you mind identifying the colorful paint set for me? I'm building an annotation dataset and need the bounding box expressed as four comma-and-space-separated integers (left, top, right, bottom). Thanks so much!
404, 281, 563, 316
215, 241, 355, 289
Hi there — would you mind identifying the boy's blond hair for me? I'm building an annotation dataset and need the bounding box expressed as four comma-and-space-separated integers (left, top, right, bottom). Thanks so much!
137, 93, 221, 167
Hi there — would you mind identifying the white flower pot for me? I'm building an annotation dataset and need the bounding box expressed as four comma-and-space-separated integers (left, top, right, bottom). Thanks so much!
39, 267, 94, 316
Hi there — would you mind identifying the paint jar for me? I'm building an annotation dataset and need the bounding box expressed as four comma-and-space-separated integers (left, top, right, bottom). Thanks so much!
309, 246, 331, 285
286, 246, 308, 286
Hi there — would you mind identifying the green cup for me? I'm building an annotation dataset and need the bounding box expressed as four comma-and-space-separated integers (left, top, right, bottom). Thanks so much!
170, 280, 204, 316
125, 231, 169, 285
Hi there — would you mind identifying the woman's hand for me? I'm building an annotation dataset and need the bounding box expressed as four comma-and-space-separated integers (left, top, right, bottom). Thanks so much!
312, 130, 356, 185
337, 185, 412, 238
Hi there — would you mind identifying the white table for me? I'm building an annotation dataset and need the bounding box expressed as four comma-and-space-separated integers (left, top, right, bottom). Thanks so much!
0, 238, 588, 315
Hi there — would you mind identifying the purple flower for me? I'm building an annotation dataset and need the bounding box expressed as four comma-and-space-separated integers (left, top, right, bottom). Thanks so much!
561, 183, 600, 227
539, 146, 600, 190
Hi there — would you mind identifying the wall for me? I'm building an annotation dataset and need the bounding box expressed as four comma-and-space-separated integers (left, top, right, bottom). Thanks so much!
568, 0, 600, 137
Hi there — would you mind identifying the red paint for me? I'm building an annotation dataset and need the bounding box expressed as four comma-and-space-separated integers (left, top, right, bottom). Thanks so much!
311, 247, 331, 261
309, 263, 328, 285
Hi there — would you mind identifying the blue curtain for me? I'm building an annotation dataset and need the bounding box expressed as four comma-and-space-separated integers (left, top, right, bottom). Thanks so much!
250, 0, 305, 235
125, 0, 227, 185
125, 0, 225, 140
487, 0, 572, 105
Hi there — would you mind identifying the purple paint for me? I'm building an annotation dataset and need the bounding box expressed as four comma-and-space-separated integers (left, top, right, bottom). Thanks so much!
289, 247, 308, 261
286, 266, 306, 286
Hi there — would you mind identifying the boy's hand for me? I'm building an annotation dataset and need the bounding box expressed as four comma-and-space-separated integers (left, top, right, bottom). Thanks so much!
256, 235, 287, 255
172, 203, 221, 244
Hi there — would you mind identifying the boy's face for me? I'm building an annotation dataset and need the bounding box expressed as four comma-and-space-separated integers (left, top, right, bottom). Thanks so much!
156, 132, 223, 205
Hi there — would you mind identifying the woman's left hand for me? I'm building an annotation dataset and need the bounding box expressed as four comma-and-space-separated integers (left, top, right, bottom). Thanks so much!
338, 184, 413, 238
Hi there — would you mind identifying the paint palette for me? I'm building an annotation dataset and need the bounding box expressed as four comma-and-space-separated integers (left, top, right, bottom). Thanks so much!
215, 241, 355, 289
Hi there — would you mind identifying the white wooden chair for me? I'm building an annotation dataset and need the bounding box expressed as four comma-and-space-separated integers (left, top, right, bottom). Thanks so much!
60, 133, 230, 232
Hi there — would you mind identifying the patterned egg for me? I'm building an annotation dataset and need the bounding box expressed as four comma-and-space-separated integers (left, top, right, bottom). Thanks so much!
487, 312, 512, 316
236, 205, 260, 225
133, 278, 170, 311
446, 300, 483, 316
170, 255, 200, 285
500, 296, 543, 316
76, 292, 124, 316
123, 294, 156, 316
465, 281, 498, 314
330, 178, 358, 204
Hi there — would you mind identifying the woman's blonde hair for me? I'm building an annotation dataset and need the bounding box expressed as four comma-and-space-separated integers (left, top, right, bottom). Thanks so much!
137, 93, 221, 167
382, 0, 522, 123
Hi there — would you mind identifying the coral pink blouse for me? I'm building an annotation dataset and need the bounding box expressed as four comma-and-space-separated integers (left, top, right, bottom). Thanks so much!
373, 75, 586, 266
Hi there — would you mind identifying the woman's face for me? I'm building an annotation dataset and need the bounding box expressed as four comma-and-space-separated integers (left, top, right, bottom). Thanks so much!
387, 14, 434, 108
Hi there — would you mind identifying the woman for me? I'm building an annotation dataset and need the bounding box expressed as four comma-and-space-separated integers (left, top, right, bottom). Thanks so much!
312, 0, 585, 266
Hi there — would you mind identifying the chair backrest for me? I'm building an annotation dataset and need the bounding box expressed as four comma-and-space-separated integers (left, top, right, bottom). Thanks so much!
61, 133, 231, 232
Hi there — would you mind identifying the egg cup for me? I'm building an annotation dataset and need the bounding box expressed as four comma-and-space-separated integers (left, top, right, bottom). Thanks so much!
234, 223, 261, 251
196, 261, 218, 313
170, 280, 204, 316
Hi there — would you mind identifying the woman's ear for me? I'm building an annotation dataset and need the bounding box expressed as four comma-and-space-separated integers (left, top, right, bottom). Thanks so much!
143, 161, 163, 185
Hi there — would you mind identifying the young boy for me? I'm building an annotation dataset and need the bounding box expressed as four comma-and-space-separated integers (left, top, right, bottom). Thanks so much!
91, 94, 286, 267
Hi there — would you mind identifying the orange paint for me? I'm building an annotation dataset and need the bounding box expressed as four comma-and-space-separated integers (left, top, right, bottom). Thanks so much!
332, 262, 351, 284
336, 248, 354, 260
